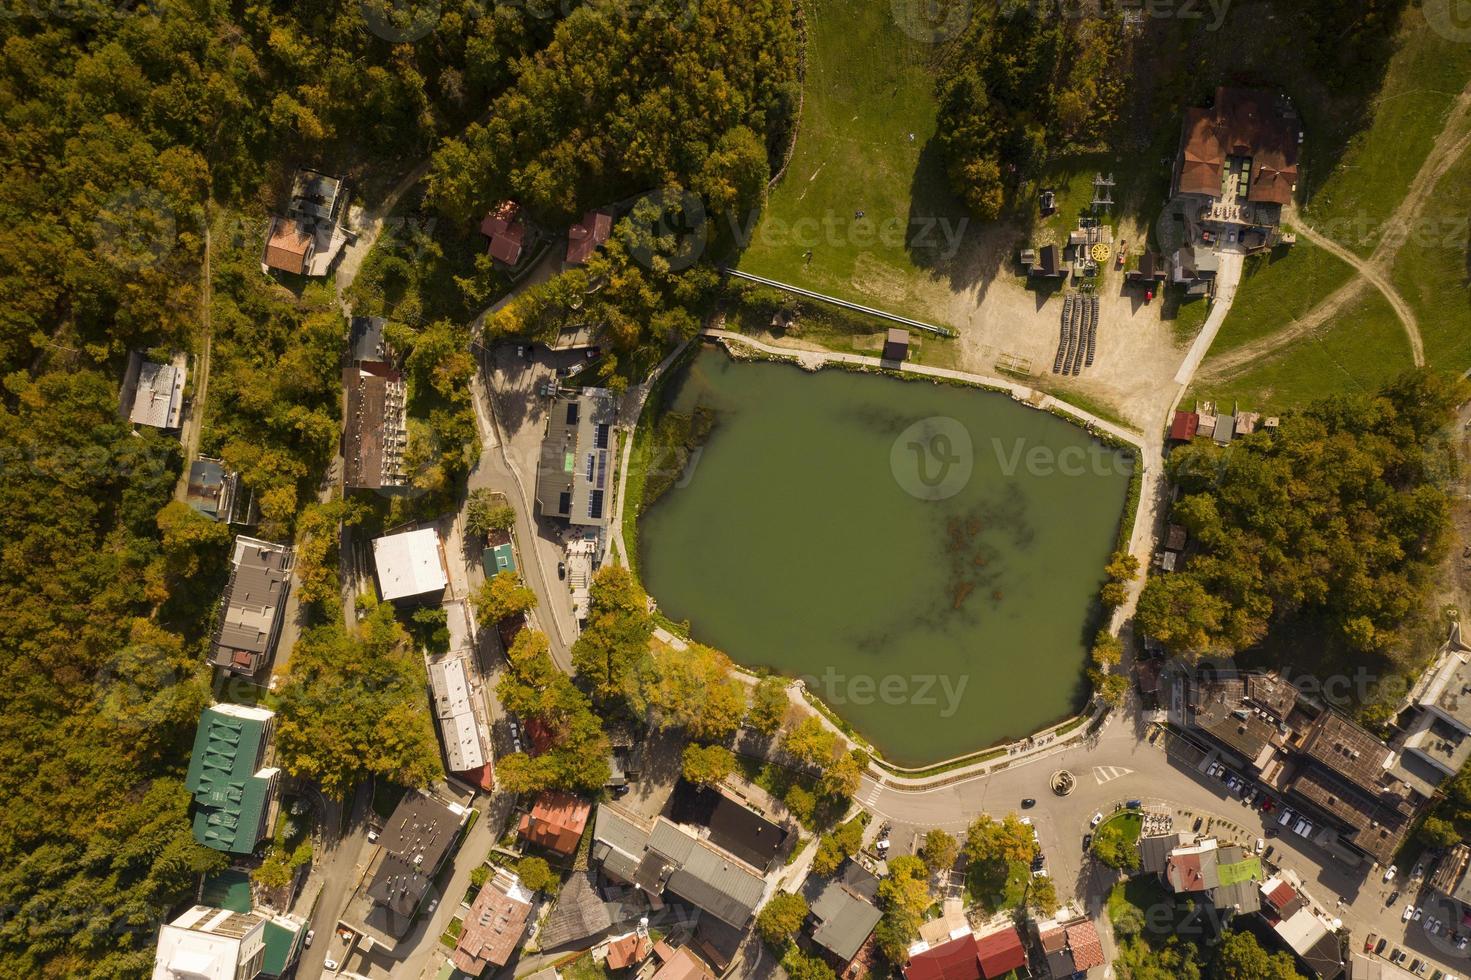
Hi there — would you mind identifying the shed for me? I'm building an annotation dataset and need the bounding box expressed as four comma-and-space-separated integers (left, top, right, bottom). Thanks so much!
1169, 410, 1199, 443
1213, 413, 1235, 445
883, 328, 910, 362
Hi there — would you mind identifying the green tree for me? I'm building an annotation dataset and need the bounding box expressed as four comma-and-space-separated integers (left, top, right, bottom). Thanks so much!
1214, 929, 1304, 980
782, 715, 838, 769
756, 891, 808, 950
781, 948, 837, 980
626, 642, 746, 740
471, 570, 538, 626
748, 676, 789, 734
812, 814, 867, 876
516, 855, 559, 893
818, 749, 868, 803
572, 566, 654, 703
920, 829, 959, 875
465, 489, 517, 538
682, 744, 736, 788
965, 814, 1037, 865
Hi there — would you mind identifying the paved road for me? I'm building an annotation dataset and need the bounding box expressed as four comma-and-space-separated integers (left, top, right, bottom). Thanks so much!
860, 700, 1471, 979
295, 782, 371, 979
1171, 250, 1243, 386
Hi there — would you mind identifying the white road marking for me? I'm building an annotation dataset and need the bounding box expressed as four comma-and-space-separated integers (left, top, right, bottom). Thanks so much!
1093, 765, 1134, 785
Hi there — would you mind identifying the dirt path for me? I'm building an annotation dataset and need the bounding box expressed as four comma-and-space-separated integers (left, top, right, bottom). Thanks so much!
1199, 79, 1471, 381
174, 198, 213, 501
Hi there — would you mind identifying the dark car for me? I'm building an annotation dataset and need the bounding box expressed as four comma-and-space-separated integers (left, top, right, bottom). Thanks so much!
1021, 798, 1036, 809
557, 561, 566, 580
1388, 890, 1401, 907
1082, 834, 1093, 851
1375, 938, 1387, 955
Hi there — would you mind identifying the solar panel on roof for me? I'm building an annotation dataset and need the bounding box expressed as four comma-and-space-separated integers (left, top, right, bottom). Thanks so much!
589, 491, 604, 519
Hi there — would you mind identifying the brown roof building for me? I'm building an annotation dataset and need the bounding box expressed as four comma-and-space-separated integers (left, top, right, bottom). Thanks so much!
1176, 87, 1300, 207
566, 209, 613, 265
264, 216, 313, 275
519, 791, 592, 857
450, 868, 534, 974
482, 201, 527, 266
605, 931, 653, 970
342, 363, 408, 490
651, 945, 716, 980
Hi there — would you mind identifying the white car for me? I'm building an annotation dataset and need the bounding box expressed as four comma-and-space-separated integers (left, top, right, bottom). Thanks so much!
1404, 906, 1415, 922
1091, 812, 1104, 827
1383, 865, 1397, 883
324, 957, 340, 971
1255, 838, 1265, 854
1414, 907, 1424, 921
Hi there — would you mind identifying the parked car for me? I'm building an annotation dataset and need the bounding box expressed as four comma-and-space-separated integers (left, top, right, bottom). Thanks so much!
1021, 798, 1036, 808
1415, 907, 1424, 921
1365, 933, 1379, 953
1404, 906, 1416, 923
1375, 937, 1387, 955
1384, 865, 1398, 883
1193, 817, 1204, 831
1459, 935, 1469, 950
304, 931, 314, 949
1082, 834, 1092, 851
1255, 838, 1265, 854
1413, 863, 1425, 878
325, 959, 340, 971
1392, 948, 1405, 963
1126, 799, 1142, 809
1412, 960, 1423, 974
1388, 890, 1401, 907
1091, 812, 1104, 827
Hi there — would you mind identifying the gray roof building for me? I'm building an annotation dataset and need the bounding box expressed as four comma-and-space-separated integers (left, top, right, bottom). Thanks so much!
130, 357, 185, 430
1140, 833, 1183, 876
365, 792, 467, 924
804, 862, 881, 964
591, 804, 768, 928
210, 536, 292, 677
536, 388, 618, 528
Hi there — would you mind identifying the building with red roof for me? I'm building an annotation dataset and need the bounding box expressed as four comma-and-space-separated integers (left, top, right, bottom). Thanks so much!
480, 201, 527, 266
518, 791, 591, 857
1065, 919, 1104, 972
975, 924, 1027, 978
566, 209, 613, 265
1170, 410, 1199, 443
903, 931, 982, 980
605, 930, 653, 970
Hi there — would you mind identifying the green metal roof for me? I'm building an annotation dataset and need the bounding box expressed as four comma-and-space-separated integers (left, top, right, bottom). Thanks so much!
260, 917, 305, 977
184, 705, 273, 854
1218, 856, 1262, 886
481, 542, 517, 578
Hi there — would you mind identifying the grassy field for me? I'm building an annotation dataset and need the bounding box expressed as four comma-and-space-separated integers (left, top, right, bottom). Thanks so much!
1192, 287, 1412, 411
1201, 242, 1355, 359
1390, 144, 1471, 371
1300, 11, 1471, 258
736, 0, 970, 323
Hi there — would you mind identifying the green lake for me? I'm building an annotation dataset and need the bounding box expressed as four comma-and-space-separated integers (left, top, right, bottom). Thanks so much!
637, 347, 1134, 766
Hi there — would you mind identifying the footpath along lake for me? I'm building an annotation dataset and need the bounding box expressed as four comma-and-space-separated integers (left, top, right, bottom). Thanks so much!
637, 347, 1134, 766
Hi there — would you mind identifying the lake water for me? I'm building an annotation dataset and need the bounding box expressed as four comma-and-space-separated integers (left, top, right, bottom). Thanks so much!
637, 347, 1133, 765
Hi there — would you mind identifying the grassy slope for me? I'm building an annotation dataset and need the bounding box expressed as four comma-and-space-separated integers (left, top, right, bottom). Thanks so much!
736, 0, 968, 320
1201, 242, 1356, 358
1301, 11, 1471, 258
1193, 287, 1411, 411
1194, 15, 1471, 407
1391, 144, 1471, 371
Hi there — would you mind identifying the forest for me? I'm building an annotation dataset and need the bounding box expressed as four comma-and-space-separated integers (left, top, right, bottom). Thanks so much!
1135, 371, 1465, 712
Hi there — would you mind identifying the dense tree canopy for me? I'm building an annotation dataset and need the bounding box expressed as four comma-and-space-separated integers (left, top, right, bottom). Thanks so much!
934, 4, 1125, 218
273, 599, 444, 799
496, 629, 611, 793
1137, 372, 1464, 663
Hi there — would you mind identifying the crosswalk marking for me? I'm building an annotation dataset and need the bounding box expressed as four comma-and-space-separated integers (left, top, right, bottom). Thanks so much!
1093, 765, 1134, 785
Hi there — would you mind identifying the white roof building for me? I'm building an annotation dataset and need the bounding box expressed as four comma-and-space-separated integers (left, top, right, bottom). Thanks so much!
429, 656, 486, 772
131, 358, 185, 429
372, 527, 448, 602
152, 905, 267, 980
